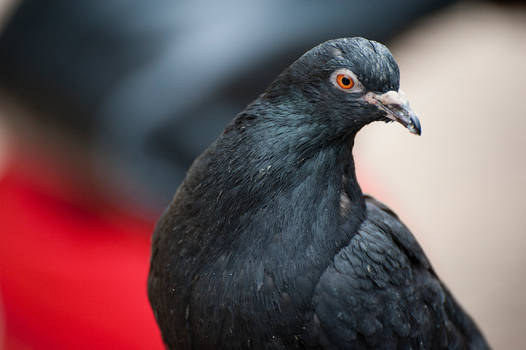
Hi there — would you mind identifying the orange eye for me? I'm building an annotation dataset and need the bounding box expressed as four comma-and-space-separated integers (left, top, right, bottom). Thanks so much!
336, 74, 354, 89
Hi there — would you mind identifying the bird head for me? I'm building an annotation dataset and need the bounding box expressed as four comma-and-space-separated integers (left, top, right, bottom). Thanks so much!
264, 37, 421, 139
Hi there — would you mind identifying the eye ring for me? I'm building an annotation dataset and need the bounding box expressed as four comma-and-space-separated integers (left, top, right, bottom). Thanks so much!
330, 68, 364, 93
337, 74, 354, 89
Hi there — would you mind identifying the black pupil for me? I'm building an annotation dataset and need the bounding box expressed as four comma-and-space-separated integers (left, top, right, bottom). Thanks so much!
341, 77, 351, 86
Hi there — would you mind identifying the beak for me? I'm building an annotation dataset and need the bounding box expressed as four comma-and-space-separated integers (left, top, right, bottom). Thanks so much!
363, 90, 421, 135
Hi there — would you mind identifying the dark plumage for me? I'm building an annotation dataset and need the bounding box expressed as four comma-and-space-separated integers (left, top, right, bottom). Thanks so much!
148, 37, 490, 349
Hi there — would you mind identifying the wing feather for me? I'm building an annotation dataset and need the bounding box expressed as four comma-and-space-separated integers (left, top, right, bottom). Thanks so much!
309, 196, 490, 350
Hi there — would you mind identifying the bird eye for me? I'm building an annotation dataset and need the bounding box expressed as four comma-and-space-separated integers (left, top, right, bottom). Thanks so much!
330, 68, 364, 93
336, 74, 354, 89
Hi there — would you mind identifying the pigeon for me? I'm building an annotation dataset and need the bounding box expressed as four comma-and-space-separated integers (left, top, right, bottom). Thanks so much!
148, 37, 490, 350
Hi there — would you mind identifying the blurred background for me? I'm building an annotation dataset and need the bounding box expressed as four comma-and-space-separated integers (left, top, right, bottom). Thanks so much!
0, 0, 524, 349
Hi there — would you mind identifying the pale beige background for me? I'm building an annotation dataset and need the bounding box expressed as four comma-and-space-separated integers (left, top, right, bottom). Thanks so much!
0, 1, 524, 349
356, 2, 526, 349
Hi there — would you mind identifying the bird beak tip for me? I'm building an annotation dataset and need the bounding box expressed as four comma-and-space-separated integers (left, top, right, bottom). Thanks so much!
408, 115, 422, 136
365, 90, 422, 136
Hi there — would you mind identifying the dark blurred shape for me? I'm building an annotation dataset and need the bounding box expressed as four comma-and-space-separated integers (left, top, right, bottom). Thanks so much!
490, 0, 526, 4
0, 0, 455, 212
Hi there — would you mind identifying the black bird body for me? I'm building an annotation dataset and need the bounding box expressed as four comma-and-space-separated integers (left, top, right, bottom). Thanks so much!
148, 38, 490, 349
